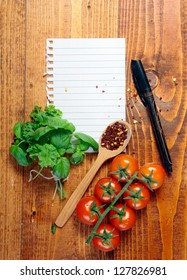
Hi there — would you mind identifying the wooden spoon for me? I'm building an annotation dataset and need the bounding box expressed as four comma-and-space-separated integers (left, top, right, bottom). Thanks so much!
55, 120, 132, 228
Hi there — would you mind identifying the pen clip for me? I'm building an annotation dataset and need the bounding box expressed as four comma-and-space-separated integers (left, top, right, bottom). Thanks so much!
131, 60, 152, 107
131, 72, 147, 106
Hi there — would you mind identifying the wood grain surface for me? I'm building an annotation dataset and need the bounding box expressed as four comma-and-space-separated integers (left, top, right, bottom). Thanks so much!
0, 0, 186, 260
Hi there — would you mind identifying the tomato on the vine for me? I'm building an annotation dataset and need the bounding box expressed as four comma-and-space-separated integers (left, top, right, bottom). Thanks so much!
92, 223, 120, 252
109, 203, 136, 231
94, 177, 122, 203
76, 196, 104, 225
110, 154, 139, 182
138, 163, 166, 190
123, 182, 150, 210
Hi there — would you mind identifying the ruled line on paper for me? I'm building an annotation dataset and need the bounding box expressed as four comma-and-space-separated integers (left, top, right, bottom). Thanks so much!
46, 38, 126, 148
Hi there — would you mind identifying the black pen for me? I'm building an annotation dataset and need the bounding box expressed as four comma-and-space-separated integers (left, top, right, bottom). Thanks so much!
131, 59, 172, 173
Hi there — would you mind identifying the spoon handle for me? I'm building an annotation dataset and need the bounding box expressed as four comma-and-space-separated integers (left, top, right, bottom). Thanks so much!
55, 153, 105, 228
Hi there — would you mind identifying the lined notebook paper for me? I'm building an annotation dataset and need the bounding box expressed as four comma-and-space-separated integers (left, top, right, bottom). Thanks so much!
46, 38, 126, 146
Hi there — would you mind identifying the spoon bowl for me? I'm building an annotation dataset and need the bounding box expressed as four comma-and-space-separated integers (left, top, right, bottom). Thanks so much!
98, 120, 132, 159
55, 120, 132, 228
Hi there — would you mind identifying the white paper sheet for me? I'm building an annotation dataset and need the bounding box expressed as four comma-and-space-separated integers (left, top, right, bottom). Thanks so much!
46, 38, 126, 144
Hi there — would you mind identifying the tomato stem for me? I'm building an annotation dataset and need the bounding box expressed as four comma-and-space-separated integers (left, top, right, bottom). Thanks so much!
89, 200, 105, 219
86, 171, 138, 244
137, 171, 159, 191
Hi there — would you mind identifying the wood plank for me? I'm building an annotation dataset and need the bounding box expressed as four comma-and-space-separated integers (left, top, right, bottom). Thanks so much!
119, 0, 187, 260
22, 0, 73, 260
0, 0, 26, 259
21, 0, 120, 260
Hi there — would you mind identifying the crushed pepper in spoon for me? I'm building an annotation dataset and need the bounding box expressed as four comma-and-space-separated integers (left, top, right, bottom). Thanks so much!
101, 121, 128, 150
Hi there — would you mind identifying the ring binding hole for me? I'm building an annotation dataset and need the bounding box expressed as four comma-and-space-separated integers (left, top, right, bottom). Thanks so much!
47, 67, 53, 72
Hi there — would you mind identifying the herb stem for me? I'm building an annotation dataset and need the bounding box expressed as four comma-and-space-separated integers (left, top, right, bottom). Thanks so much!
52, 181, 58, 201
55, 179, 67, 201
17, 140, 25, 146
86, 171, 138, 244
30, 167, 43, 181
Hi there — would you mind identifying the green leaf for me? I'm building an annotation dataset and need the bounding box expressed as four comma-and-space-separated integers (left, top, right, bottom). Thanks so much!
30, 105, 47, 123
63, 121, 75, 133
45, 105, 62, 117
53, 157, 70, 179
50, 129, 71, 149
21, 121, 39, 140
26, 144, 41, 160
77, 140, 90, 151
70, 151, 84, 165
57, 148, 66, 156
38, 144, 60, 168
10, 145, 31, 166
65, 146, 76, 154
46, 116, 75, 131
45, 116, 66, 129
74, 132, 98, 151
32, 126, 53, 141
13, 121, 23, 139
51, 223, 57, 234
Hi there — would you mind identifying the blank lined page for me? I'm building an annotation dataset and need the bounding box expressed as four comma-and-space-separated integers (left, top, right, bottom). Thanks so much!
46, 38, 126, 144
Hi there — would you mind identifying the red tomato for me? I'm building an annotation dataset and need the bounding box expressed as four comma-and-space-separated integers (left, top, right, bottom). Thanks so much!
76, 196, 104, 225
94, 177, 122, 203
110, 154, 139, 182
138, 163, 166, 190
92, 223, 120, 252
123, 182, 150, 210
109, 203, 136, 231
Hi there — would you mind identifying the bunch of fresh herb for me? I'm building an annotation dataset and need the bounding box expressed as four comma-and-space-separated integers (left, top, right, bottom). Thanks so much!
10, 105, 98, 200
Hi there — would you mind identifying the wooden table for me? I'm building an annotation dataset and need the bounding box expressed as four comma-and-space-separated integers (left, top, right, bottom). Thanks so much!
1, 0, 186, 260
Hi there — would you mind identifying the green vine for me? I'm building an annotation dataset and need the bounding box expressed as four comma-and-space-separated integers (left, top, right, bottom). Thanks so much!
86, 171, 138, 244
85, 168, 160, 244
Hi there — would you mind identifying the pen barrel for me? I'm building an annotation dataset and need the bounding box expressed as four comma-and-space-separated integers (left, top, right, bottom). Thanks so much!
146, 95, 172, 173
